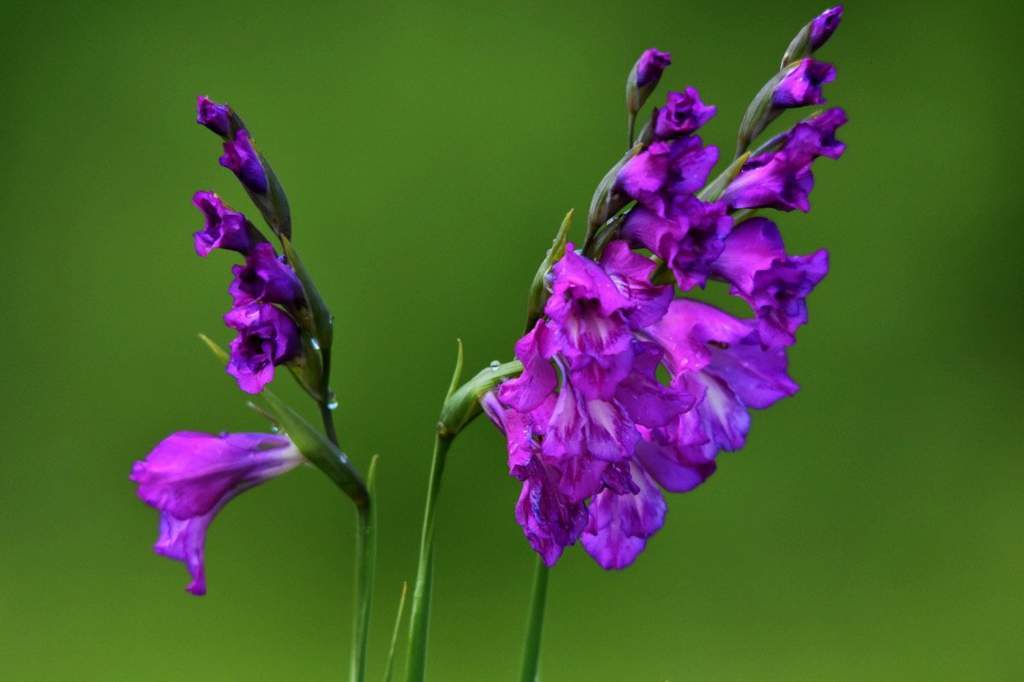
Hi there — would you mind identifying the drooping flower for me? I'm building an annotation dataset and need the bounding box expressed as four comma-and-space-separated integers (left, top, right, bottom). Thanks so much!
224, 303, 301, 394
220, 129, 269, 195
196, 96, 235, 139
192, 191, 258, 257
130, 432, 304, 594
652, 87, 717, 141
722, 107, 847, 212
773, 58, 836, 108
229, 242, 304, 307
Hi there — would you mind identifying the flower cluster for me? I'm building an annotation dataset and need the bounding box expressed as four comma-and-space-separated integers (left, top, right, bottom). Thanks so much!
485, 6, 845, 569
193, 98, 308, 395
131, 98, 334, 594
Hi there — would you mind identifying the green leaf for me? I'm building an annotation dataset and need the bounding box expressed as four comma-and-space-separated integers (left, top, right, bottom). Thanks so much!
383, 581, 409, 682
525, 209, 574, 330
261, 390, 368, 507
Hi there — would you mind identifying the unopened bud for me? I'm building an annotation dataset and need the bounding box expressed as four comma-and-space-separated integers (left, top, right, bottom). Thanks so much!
781, 6, 844, 67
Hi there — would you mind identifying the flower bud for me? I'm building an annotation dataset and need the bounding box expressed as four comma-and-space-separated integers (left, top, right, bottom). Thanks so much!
625, 48, 671, 116
781, 5, 844, 67
587, 146, 639, 231
196, 96, 244, 139
735, 58, 835, 156
526, 209, 574, 328
220, 129, 269, 195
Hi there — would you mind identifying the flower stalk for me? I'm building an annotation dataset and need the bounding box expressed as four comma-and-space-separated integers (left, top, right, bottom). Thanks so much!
519, 556, 550, 682
405, 344, 523, 681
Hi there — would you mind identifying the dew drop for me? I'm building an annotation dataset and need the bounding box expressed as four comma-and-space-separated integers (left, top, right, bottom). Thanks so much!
310, 338, 321, 351
270, 425, 281, 434
489, 360, 500, 370
327, 398, 339, 411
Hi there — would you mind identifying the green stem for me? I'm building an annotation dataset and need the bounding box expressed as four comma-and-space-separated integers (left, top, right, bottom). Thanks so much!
320, 400, 339, 446
349, 456, 378, 682
404, 432, 453, 682
519, 556, 550, 682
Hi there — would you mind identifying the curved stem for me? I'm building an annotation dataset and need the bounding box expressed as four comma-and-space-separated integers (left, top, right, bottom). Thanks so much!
519, 556, 550, 682
404, 432, 454, 682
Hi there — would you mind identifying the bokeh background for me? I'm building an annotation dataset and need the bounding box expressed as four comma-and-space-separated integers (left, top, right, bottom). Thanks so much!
2, 1, 1021, 679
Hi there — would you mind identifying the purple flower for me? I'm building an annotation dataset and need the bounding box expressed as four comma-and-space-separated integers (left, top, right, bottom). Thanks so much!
220, 129, 269, 195
773, 58, 836, 108
653, 87, 717, 140
722, 108, 847, 212
196, 96, 234, 138
224, 304, 300, 394
229, 242, 304, 307
621, 197, 732, 291
712, 218, 829, 347
581, 462, 666, 569
130, 432, 303, 595
645, 298, 799, 461
192, 191, 256, 257
634, 48, 672, 88
617, 137, 719, 217
810, 6, 844, 52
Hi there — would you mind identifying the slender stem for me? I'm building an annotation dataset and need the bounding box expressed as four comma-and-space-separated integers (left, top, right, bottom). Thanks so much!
350, 498, 375, 682
519, 556, 550, 682
627, 112, 636, 149
404, 432, 454, 682
320, 401, 339, 446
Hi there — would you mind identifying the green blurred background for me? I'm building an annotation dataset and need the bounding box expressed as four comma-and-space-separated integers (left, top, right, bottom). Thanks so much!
2, 0, 1021, 679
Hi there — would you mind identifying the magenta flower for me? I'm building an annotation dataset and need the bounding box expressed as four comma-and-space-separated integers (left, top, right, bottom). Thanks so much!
722, 107, 847, 212
220, 129, 269, 195
621, 197, 731, 291
617, 137, 719, 218
712, 218, 828, 347
229, 242, 304, 307
224, 303, 300, 394
653, 87, 717, 141
773, 58, 836, 108
192, 191, 257, 257
130, 432, 304, 595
